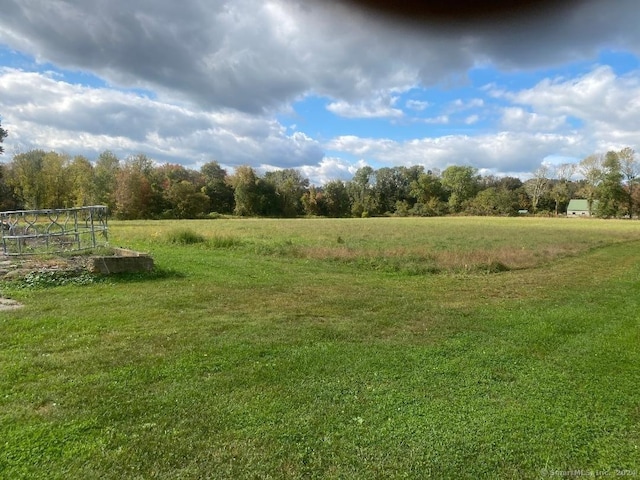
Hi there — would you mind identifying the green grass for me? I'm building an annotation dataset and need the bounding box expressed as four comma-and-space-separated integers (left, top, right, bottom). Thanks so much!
1, 217, 639, 478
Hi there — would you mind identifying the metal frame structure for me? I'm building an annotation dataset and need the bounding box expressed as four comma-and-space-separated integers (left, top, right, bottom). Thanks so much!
0, 206, 108, 256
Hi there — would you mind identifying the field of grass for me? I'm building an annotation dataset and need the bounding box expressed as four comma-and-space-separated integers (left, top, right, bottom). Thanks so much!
1, 217, 639, 479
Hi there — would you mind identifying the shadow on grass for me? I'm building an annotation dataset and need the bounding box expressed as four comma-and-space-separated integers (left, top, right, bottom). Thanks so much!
100, 266, 186, 284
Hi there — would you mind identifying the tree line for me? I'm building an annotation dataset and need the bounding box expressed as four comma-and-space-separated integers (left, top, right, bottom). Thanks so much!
0, 145, 638, 219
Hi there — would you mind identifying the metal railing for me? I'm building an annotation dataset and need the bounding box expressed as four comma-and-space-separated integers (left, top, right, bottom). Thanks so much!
1, 206, 108, 256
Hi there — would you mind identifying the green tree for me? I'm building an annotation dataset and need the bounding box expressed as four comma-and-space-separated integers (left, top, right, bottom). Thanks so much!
68, 155, 95, 206
228, 165, 261, 216
618, 147, 639, 218
466, 187, 519, 216
94, 151, 120, 212
409, 170, 448, 216
578, 154, 603, 215
373, 166, 423, 215
150, 163, 202, 217
410, 171, 444, 204
596, 151, 624, 218
41, 151, 72, 208
201, 161, 234, 214
348, 166, 377, 217
166, 180, 210, 218
0, 119, 7, 155
441, 165, 479, 213
263, 168, 309, 217
301, 185, 323, 216
8, 150, 47, 209
322, 180, 351, 217
0, 163, 19, 210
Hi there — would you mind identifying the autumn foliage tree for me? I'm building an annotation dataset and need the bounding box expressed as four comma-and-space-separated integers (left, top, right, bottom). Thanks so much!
1, 144, 638, 220
114, 159, 153, 219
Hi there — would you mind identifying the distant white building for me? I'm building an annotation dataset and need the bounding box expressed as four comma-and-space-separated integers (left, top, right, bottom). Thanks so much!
566, 199, 598, 217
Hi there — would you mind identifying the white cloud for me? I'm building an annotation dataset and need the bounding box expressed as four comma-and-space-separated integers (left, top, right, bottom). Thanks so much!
326, 93, 404, 119
464, 115, 479, 125
506, 66, 640, 151
1, 0, 640, 182
423, 115, 450, 125
3, 0, 638, 115
0, 68, 323, 169
326, 131, 585, 176
500, 107, 567, 132
405, 99, 430, 111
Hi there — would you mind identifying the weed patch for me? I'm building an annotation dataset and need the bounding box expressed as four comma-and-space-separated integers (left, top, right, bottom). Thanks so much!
14, 269, 103, 289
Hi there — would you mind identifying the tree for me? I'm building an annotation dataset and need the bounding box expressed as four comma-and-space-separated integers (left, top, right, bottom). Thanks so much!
409, 170, 447, 216
68, 155, 95, 206
150, 163, 201, 217
596, 151, 624, 218
410, 171, 444, 204
524, 164, 550, 214
578, 154, 603, 215
201, 161, 234, 214
466, 187, 519, 216
94, 150, 120, 212
301, 185, 323, 216
373, 166, 422, 215
348, 166, 377, 217
0, 163, 19, 210
441, 165, 479, 213
550, 163, 575, 216
41, 151, 72, 208
322, 180, 351, 217
618, 147, 639, 218
114, 159, 153, 219
228, 165, 261, 216
8, 150, 47, 209
0, 119, 7, 155
263, 168, 309, 217
166, 180, 210, 218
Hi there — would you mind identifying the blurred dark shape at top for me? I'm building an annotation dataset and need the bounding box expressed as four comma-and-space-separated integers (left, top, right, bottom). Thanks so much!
335, 0, 585, 25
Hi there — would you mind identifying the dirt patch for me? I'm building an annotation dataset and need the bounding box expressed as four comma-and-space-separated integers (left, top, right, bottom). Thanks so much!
0, 297, 23, 311
0, 256, 89, 280
0, 256, 90, 311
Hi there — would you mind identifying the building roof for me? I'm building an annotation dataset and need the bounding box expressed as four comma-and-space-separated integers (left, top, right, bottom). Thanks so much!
567, 199, 597, 211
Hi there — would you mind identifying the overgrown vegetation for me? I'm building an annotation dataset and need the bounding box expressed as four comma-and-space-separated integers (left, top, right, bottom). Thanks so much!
14, 269, 102, 289
1, 217, 639, 478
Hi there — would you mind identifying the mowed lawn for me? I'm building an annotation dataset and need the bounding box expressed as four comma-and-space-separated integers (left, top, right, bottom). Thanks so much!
1, 217, 639, 479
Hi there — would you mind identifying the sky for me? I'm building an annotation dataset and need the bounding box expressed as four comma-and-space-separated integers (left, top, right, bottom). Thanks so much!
0, 0, 639, 184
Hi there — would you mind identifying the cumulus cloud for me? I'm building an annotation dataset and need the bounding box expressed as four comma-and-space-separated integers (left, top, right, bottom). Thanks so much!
326, 93, 404, 119
326, 131, 584, 176
2, 0, 638, 114
0, 0, 639, 181
504, 66, 640, 150
0, 68, 323, 169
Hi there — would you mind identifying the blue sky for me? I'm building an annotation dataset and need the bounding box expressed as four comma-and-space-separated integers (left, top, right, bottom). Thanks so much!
0, 0, 639, 184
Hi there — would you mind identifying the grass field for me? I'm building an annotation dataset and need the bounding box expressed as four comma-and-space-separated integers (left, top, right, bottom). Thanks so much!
1, 217, 639, 479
